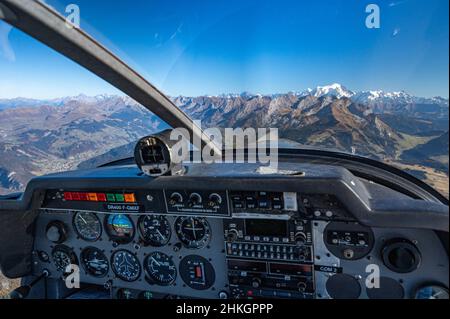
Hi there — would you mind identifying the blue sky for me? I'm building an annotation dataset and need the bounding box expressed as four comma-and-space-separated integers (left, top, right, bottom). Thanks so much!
0, 0, 448, 98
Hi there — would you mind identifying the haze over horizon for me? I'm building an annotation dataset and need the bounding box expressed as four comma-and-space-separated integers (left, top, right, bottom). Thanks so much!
1, 83, 449, 101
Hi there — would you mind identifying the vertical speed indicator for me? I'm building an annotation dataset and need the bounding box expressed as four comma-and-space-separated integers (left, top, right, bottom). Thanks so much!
144, 252, 177, 285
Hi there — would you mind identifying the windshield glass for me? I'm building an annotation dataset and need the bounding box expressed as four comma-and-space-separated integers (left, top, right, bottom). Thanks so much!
0, 0, 448, 197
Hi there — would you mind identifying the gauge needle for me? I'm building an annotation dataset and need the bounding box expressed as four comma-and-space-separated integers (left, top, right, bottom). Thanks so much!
79, 215, 88, 224
434, 291, 445, 299
156, 229, 166, 240
190, 217, 197, 239
151, 257, 161, 266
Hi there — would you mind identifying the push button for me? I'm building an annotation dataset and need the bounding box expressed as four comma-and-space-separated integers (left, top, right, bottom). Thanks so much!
272, 197, 282, 209
257, 199, 269, 209
233, 202, 243, 209
245, 196, 256, 209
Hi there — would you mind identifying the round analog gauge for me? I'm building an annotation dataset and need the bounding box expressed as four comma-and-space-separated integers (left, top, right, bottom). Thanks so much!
73, 212, 102, 241
105, 214, 135, 243
80, 247, 109, 277
116, 288, 134, 300
144, 251, 177, 286
138, 291, 154, 300
179, 255, 215, 290
414, 285, 449, 299
175, 217, 211, 249
111, 250, 141, 282
138, 215, 171, 246
52, 245, 78, 274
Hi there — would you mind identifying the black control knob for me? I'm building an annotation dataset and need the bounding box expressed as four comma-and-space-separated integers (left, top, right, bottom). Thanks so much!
251, 278, 262, 289
173, 242, 183, 252
381, 238, 421, 273
298, 250, 306, 261
208, 193, 222, 207
169, 192, 183, 205
188, 193, 202, 207
226, 229, 239, 242
295, 232, 307, 246
297, 282, 307, 293
45, 221, 68, 244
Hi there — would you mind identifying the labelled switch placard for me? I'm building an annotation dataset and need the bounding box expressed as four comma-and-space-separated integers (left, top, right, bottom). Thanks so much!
323, 222, 375, 260
164, 190, 229, 217
230, 191, 297, 214
283, 192, 298, 211
42, 189, 165, 213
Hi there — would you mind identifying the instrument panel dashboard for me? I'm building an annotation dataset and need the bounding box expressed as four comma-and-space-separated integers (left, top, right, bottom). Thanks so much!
29, 171, 449, 299
35, 209, 228, 298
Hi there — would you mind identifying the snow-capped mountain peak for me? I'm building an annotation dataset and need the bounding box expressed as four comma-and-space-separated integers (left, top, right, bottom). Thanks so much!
310, 83, 355, 99
353, 90, 415, 104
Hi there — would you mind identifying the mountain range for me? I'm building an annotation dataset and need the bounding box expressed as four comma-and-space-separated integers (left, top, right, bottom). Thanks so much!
0, 84, 448, 196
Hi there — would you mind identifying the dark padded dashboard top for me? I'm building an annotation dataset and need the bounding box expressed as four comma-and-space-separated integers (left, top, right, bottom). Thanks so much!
0, 162, 448, 230
18, 162, 450, 231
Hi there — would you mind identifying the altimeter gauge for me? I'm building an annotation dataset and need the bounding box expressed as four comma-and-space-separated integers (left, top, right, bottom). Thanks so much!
138, 215, 171, 247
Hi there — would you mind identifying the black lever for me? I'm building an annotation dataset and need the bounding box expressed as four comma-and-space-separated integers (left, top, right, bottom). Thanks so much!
9, 270, 49, 299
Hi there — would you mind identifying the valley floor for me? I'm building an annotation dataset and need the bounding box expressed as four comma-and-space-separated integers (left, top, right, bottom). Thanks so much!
386, 160, 449, 199
0, 272, 19, 299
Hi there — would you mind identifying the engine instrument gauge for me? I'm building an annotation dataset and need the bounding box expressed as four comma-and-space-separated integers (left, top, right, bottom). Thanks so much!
73, 211, 102, 241
175, 217, 210, 249
179, 255, 215, 290
105, 214, 135, 244
138, 215, 171, 246
111, 250, 141, 282
51, 245, 78, 273
116, 288, 134, 299
138, 291, 154, 300
80, 247, 109, 277
414, 285, 449, 299
144, 251, 177, 285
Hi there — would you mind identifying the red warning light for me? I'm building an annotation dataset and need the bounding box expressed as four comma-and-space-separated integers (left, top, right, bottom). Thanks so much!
61, 191, 136, 203
79, 193, 88, 201
71, 192, 80, 200
96, 193, 106, 201
195, 266, 202, 278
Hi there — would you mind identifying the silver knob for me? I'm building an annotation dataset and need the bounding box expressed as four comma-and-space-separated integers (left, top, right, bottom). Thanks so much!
218, 291, 228, 299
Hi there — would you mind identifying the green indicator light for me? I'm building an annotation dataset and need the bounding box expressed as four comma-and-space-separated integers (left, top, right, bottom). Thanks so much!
107, 194, 116, 202
115, 194, 125, 202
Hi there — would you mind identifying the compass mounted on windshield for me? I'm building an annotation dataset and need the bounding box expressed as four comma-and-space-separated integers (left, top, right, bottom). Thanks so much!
134, 130, 187, 177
